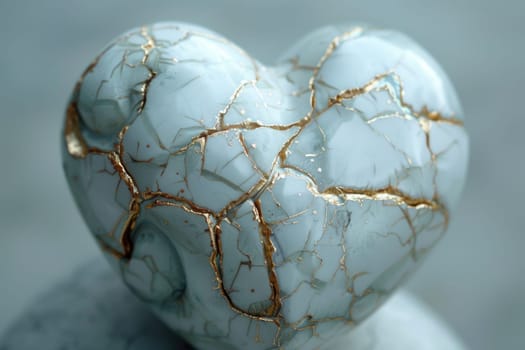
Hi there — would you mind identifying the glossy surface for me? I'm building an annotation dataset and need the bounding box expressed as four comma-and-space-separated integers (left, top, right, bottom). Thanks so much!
63, 22, 468, 350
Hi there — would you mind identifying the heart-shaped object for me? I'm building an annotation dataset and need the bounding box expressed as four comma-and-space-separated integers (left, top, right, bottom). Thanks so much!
63, 22, 468, 350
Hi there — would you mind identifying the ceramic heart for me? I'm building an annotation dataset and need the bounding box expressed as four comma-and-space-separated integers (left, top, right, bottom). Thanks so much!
63, 22, 468, 350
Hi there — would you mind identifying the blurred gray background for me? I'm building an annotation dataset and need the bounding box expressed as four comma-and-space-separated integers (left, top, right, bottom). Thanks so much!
0, 0, 523, 349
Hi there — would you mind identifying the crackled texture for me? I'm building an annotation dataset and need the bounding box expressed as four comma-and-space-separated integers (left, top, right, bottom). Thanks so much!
0, 260, 466, 350
63, 22, 468, 350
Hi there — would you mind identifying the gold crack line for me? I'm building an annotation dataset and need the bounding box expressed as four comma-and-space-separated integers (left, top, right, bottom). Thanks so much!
276, 71, 463, 209
276, 74, 403, 167
95, 236, 127, 259
308, 27, 365, 109
315, 185, 445, 211
65, 101, 142, 258
73, 29, 144, 95
393, 71, 464, 126
303, 27, 463, 127
253, 199, 282, 317
238, 132, 268, 179
319, 71, 454, 229
327, 73, 393, 107
216, 80, 257, 129
147, 24, 261, 81
217, 176, 272, 220
106, 126, 142, 258
144, 191, 281, 322
64, 103, 117, 158
136, 71, 157, 114
65, 102, 89, 158
137, 26, 158, 114
283, 160, 446, 214
143, 192, 214, 215
328, 72, 464, 126
170, 119, 304, 157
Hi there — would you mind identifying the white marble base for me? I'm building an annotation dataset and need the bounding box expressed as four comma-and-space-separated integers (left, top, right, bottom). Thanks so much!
0, 260, 466, 350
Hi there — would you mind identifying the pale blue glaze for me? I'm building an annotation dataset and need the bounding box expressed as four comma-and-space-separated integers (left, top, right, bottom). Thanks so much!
63, 22, 468, 350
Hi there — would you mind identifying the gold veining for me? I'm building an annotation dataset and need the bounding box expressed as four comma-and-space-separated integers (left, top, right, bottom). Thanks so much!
253, 199, 282, 317
64, 102, 88, 158
308, 27, 365, 109
137, 26, 158, 114
328, 72, 464, 126
317, 185, 441, 210
65, 25, 465, 346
